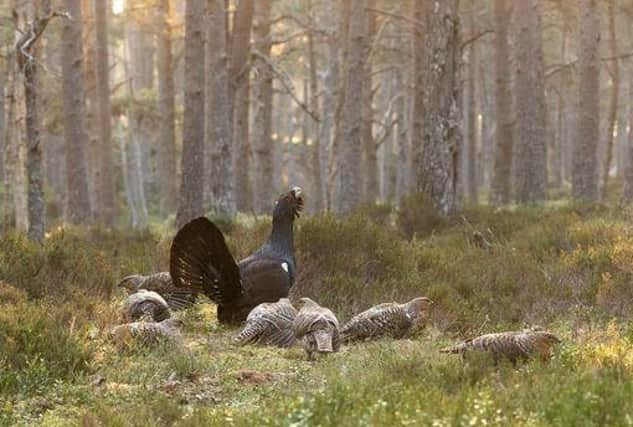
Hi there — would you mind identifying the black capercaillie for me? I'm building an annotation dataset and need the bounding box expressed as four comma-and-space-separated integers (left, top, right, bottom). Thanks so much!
170, 187, 304, 324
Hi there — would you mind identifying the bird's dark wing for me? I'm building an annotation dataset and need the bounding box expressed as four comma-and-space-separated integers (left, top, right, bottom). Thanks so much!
238, 255, 293, 305
170, 217, 242, 305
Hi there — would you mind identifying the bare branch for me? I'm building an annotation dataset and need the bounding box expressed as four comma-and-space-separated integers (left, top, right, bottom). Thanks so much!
252, 50, 320, 122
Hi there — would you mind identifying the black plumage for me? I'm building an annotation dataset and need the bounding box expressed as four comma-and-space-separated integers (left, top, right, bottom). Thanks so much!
170, 187, 304, 324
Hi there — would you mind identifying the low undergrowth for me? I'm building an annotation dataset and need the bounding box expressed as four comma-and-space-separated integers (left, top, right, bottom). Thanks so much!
2, 201, 633, 425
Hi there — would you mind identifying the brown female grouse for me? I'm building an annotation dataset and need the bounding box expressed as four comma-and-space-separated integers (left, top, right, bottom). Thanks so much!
169, 187, 304, 324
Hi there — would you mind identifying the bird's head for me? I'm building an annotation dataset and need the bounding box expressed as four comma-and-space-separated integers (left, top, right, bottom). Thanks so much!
273, 186, 304, 221
117, 275, 142, 293
296, 297, 317, 309
406, 297, 433, 322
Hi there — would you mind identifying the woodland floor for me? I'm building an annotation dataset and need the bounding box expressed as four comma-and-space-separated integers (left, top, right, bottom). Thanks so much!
4, 196, 633, 426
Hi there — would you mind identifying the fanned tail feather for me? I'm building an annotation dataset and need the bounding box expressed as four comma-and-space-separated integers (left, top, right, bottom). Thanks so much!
164, 289, 198, 311
170, 217, 242, 306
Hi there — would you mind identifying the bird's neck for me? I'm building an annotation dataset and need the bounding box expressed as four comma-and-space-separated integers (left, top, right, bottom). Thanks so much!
265, 217, 295, 256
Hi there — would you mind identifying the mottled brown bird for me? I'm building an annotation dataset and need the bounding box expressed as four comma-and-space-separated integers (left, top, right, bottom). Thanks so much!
293, 298, 340, 360
440, 327, 561, 365
117, 272, 197, 310
233, 298, 298, 348
340, 297, 433, 342
123, 289, 171, 322
108, 318, 183, 347
170, 187, 304, 324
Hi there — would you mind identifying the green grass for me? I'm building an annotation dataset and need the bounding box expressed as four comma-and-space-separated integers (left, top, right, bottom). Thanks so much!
4, 201, 633, 426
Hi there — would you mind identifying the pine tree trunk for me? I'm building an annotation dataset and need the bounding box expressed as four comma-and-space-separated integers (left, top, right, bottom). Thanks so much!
318, 0, 341, 211
252, 0, 273, 215
0, 60, 6, 190
464, 2, 478, 204
94, 0, 115, 226
206, 0, 235, 216
127, 10, 152, 222
20, 34, 44, 241
362, 3, 377, 204
552, 92, 564, 189
229, 0, 254, 213
120, 128, 139, 227
416, 0, 461, 215
573, 0, 600, 201
156, 0, 177, 216
307, 1, 323, 212
489, 0, 513, 206
600, 0, 618, 200
333, 0, 365, 214
410, 0, 425, 196
2, 52, 16, 234
395, 70, 409, 203
513, 0, 547, 204
82, 0, 98, 219
176, 0, 206, 228
62, 0, 92, 224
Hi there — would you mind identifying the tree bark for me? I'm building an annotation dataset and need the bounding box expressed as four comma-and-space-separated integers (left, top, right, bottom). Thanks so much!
156, 0, 177, 216
0, 52, 6, 199
395, 70, 409, 203
306, 0, 323, 212
229, 0, 254, 212
416, 0, 461, 216
82, 0, 98, 219
176, 0, 206, 228
464, 1, 478, 204
410, 0, 424, 196
94, 0, 115, 225
317, 0, 341, 211
333, 0, 365, 214
362, 2, 377, 204
2, 51, 17, 234
62, 0, 91, 224
600, 0, 618, 200
251, 0, 274, 215
573, 0, 600, 201
206, 0, 235, 216
513, 0, 547, 204
489, 0, 513, 205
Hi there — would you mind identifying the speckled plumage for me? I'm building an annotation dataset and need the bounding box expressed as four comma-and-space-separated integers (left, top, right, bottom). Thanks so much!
340, 297, 432, 342
108, 318, 183, 347
293, 298, 340, 359
233, 298, 298, 347
117, 272, 197, 310
123, 289, 171, 322
440, 328, 561, 365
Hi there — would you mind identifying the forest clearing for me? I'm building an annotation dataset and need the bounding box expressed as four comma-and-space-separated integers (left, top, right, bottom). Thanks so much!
4, 202, 633, 426
2, 0, 633, 425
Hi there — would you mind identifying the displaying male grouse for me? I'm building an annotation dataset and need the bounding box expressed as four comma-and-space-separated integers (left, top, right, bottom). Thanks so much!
170, 187, 304, 324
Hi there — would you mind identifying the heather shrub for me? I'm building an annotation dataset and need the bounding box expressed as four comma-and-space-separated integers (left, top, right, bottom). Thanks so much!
396, 193, 447, 238
0, 301, 93, 396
